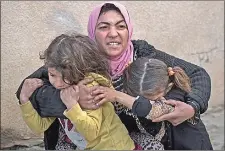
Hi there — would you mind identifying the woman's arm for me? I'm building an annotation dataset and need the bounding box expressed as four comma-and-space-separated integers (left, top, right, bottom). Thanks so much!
155, 49, 211, 114
133, 40, 211, 114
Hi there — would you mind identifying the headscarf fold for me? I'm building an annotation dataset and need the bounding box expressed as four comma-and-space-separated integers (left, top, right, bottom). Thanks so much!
88, 2, 134, 79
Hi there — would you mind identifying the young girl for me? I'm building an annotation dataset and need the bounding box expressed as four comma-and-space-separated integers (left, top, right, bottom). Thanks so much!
19, 33, 164, 150
122, 57, 191, 146
96, 57, 212, 149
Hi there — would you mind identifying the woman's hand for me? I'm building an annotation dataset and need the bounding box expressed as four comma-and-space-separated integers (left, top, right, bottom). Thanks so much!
60, 85, 79, 109
152, 100, 195, 126
92, 86, 118, 106
20, 78, 43, 104
77, 78, 100, 110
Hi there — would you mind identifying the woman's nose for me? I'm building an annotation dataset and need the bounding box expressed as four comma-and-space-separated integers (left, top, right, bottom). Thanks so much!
108, 27, 118, 38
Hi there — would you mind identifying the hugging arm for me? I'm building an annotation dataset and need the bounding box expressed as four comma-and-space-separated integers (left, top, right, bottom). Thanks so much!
64, 104, 103, 142
16, 66, 67, 118
94, 87, 180, 119
133, 40, 211, 114
155, 49, 211, 114
20, 101, 56, 134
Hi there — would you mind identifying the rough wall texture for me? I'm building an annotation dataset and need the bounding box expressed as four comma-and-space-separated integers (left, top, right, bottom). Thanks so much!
1, 0, 224, 144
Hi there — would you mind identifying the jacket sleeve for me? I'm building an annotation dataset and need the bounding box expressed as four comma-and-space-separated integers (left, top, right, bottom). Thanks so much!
64, 103, 102, 142
132, 89, 183, 118
15, 66, 67, 118
20, 101, 56, 134
133, 40, 211, 114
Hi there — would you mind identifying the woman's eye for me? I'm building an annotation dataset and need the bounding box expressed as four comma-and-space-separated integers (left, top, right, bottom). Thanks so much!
118, 25, 126, 29
99, 26, 108, 29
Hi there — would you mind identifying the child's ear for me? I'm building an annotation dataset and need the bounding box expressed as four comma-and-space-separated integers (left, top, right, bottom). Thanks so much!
165, 82, 174, 94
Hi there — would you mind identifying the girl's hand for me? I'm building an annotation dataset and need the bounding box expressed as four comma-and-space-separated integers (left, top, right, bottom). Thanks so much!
92, 86, 118, 106
60, 85, 79, 109
152, 100, 195, 126
20, 78, 43, 104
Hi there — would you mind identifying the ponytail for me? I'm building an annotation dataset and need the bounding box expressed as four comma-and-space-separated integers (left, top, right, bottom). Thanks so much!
168, 66, 191, 93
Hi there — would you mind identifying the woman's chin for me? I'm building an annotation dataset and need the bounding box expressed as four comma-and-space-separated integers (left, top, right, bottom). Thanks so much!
106, 50, 124, 59
107, 53, 123, 59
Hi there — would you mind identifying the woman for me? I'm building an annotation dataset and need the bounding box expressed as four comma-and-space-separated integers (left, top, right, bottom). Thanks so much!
16, 2, 212, 150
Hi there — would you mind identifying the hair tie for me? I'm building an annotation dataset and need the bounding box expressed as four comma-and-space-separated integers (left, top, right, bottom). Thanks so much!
168, 67, 175, 76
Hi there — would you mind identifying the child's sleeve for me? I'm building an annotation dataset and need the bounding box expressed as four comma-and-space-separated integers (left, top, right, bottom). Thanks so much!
64, 103, 102, 142
131, 96, 174, 120
20, 101, 56, 134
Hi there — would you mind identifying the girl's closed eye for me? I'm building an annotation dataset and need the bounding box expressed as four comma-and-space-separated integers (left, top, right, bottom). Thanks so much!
49, 72, 55, 77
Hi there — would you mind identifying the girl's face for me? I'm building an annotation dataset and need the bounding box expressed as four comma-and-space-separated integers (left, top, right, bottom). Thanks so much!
95, 10, 129, 58
48, 67, 70, 90
143, 91, 165, 101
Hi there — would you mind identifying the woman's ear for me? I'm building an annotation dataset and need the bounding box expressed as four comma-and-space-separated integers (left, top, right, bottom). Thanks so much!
165, 82, 174, 94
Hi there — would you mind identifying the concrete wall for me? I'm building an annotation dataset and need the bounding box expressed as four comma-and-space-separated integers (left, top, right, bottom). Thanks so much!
1, 1, 224, 142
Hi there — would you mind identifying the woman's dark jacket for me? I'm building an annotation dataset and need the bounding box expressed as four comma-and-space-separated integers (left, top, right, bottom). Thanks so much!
16, 40, 212, 150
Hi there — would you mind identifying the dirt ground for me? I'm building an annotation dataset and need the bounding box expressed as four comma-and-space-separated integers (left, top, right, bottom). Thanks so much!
201, 104, 224, 150
1, 104, 224, 150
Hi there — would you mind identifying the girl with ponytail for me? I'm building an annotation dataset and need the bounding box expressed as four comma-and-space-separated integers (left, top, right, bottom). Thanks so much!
97, 57, 211, 150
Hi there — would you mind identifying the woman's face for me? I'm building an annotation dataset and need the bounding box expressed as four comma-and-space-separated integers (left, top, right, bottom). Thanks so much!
95, 10, 129, 58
